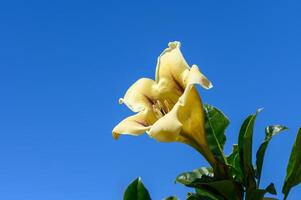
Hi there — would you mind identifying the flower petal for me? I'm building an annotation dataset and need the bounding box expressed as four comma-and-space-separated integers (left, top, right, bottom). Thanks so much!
147, 104, 182, 142
155, 41, 189, 95
119, 78, 158, 114
186, 65, 213, 89
177, 82, 216, 165
112, 111, 151, 139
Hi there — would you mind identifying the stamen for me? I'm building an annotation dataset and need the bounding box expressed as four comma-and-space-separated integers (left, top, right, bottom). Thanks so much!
152, 104, 164, 118
164, 100, 171, 112
151, 99, 174, 119
156, 100, 167, 115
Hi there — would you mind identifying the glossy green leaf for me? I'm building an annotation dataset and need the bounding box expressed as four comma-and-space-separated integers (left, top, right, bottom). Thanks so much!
176, 167, 214, 187
227, 144, 239, 166
195, 189, 225, 200
256, 125, 288, 185
176, 168, 240, 200
282, 128, 301, 199
123, 177, 151, 200
227, 144, 244, 183
204, 180, 242, 200
187, 192, 213, 200
204, 104, 229, 163
238, 109, 262, 189
186, 193, 200, 200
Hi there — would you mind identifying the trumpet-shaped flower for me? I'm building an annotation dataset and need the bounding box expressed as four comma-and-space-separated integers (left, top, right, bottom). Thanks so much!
112, 42, 216, 166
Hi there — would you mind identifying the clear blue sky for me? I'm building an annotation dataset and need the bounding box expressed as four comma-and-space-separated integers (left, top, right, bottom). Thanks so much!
0, 1, 300, 199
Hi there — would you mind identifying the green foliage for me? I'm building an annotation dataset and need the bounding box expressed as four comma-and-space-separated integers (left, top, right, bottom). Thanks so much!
249, 183, 277, 200
176, 167, 214, 189
176, 107, 284, 200
120, 106, 301, 200
194, 189, 225, 200
176, 168, 241, 200
255, 125, 288, 185
237, 109, 262, 190
123, 177, 151, 200
265, 183, 277, 195
235, 110, 282, 200
186, 192, 202, 200
227, 144, 243, 183
282, 128, 301, 199
204, 104, 229, 163
203, 180, 241, 200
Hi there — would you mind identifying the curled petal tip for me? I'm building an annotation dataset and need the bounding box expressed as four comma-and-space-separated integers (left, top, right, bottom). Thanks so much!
168, 41, 181, 49
206, 82, 213, 89
118, 98, 124, 104
112, 131, 120, 140
189, 65, 213, 90
200, 76, 213, 90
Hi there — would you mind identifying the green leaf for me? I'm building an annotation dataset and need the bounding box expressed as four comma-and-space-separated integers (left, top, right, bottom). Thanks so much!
186, 193, 200, 200
227, 144, 239, 166
265, 183, 277, 195
163, 196, 178, 200
204, 104, 229, 163
238, 109, 262, 189
250, 183, 277, 200
123, 177, 151, 200
256, 125, 288, 185
204, 180, 242, 200
176, 167, 214, 187
282, 128, 301, 199
194, 189, 225, 200
227, 144, 244, 183
186, 192, 212, 200
176, 168, 240, 200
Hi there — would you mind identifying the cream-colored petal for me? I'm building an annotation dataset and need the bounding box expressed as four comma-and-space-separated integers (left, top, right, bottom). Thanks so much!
147, 104, 182, 142
186, 65, 213, 89
112, 111, 151, 139
155, 42, 189, 82
177, 83, 216, 166
155, 42, 189, 95
179, 65, 212, 106
178, 86, 205, 141
119, 78, 158, 113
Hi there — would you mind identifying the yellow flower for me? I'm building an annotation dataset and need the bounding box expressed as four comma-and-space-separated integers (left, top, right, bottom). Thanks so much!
112, 42, 216, 166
